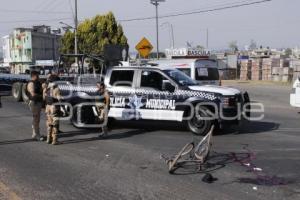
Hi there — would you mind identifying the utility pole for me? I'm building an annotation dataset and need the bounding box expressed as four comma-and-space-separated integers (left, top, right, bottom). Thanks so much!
155, 4, 159, 59
206, 28, 209, 49
74, 0, 78, 56
170, 23, 174, 49
151, 0, 165, 60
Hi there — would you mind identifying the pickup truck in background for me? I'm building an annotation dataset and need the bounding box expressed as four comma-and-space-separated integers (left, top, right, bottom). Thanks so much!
149, 59, 221, 86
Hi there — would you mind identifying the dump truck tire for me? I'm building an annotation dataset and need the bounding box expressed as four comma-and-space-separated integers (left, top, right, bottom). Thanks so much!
22, 83, 29, 103
12, 82, 23, 102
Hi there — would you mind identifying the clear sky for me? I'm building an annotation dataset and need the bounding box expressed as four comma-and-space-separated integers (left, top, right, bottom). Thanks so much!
0, 0, 299, 51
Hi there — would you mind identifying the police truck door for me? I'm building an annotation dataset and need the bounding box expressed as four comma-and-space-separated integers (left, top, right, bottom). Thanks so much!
107, 69, 137, 120
136, 70, 181, 121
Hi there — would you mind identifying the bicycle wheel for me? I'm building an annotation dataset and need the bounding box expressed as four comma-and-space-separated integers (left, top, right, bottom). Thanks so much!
168, 143, 194, 174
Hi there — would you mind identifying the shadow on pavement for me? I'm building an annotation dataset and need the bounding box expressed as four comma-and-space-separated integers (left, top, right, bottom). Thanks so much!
169, 152, 251, 175
107, 129, 150, 140
59, 136, 100, 145
111, 120, 187, 132
168, 150, 295, 186
238, 121, 280, 134
113, 120, 280, 135
58, 130, 99, 139
216, 121, 280, 135
59, 129, 150, 145
0, 138, 36, 145
56, 120, 279, 145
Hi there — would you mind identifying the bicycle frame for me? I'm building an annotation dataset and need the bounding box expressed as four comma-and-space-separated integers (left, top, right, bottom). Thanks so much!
163, 125, 214, 174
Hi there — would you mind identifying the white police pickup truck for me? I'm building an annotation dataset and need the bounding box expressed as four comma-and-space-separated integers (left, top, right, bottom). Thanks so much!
60, 66, 250, 135
290, 77, 300, 108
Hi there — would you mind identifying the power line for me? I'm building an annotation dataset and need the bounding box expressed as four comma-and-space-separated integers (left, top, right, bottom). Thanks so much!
33, 0, 52, 11
46, 0, 65, 14
0, 9, 70, 14
167, 0, 261, 15
119, 0, 272, 22
38, 0, 60, 13
68, 0, 75, 18
0, 18, 73, 24
120, 0, 271, 22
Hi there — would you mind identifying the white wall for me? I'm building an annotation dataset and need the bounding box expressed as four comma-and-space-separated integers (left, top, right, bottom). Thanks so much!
2, 35, 11, 63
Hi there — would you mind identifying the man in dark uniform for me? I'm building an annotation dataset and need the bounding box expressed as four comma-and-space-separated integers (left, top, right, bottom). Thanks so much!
27, 71, 44, 141
96, 82, 110, 137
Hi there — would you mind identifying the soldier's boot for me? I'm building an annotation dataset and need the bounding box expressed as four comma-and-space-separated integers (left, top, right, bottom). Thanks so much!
46, 133, 52, 144
46, 126, 52, 144
99, 126, 108, 138
52, 134, 58, 145
51, 127, 58, 145
103, 126, 108, 136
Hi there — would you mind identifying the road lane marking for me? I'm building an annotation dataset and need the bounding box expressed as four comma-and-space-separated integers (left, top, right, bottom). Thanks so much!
0, 181, 22, 200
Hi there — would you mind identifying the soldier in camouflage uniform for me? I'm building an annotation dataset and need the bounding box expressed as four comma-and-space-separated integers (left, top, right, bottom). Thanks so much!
44, 76, 63, 145
96, 82, 110, 137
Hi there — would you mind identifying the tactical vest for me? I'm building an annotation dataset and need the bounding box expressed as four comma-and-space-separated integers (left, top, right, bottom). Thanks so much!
45, 86, 59, 106
28, 80, 43, 102
98, 91, 108, 104
97, 91, 110, 110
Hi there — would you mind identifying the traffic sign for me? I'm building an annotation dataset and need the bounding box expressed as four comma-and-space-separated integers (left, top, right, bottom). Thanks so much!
135, 37, 153, 58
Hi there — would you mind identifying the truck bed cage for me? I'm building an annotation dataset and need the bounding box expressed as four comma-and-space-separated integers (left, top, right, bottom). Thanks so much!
58, 54, 106, 75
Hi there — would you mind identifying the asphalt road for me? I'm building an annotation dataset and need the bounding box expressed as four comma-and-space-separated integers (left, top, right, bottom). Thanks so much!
0, 82, 300, 200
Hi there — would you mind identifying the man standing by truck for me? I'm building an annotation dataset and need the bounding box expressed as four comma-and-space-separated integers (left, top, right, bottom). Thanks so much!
96, 82, 110, 137
27, 71, 44, 141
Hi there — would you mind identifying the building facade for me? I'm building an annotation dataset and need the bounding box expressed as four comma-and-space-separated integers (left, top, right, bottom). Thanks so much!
4, 25, 61, 74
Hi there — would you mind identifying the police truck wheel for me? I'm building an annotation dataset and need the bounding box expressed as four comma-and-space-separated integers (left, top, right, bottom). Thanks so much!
12, 82, 23, 102
22, 83, 29, 103
188, 106, 213, 136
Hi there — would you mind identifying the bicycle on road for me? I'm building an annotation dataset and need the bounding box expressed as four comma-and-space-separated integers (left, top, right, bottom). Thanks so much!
162, 125, 214, 174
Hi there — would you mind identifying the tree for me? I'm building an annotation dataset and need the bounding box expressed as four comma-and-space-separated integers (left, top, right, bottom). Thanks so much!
229, 40, 238, 53
285, 48, 292, 58
196, 45, 205, 50
60, 12, 128, 55
249, 39, 257, 50
60, 30, 75, 54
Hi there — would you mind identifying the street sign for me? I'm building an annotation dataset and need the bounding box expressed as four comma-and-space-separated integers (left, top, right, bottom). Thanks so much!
135, 37, 153, 58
